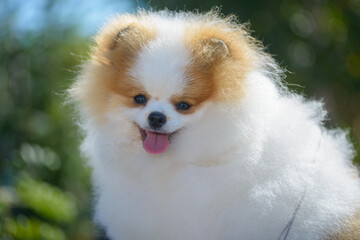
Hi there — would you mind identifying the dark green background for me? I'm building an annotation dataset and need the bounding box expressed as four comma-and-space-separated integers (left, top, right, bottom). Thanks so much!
1, 0, 359, 239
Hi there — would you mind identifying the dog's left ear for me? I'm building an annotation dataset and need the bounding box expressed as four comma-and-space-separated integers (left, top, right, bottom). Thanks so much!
204, 38, 230, 58
191, 38, 230, 68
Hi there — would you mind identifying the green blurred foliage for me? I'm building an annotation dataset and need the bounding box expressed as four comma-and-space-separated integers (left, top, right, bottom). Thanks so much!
16, 174, 77, 223
0, 1, 99, 239
5, 217, 66, 240
0, 0, 359, 239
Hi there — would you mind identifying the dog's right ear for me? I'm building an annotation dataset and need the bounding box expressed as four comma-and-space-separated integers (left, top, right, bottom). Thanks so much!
94, 23, 155, 65
112, 24, 153, 54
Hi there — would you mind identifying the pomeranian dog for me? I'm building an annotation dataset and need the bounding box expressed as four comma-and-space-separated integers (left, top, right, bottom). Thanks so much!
70, 10, 360, 240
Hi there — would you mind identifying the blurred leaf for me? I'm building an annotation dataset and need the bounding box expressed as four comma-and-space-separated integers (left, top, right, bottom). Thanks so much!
5, 216, 66, 240
16, 175, 77, 223
20, 143, 61, 171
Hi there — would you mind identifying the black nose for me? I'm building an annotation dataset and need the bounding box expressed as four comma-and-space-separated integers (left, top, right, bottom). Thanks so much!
148, 112, 167, 129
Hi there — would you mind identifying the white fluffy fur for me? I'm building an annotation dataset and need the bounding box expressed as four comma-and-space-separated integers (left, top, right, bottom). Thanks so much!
77, 11, 360, 240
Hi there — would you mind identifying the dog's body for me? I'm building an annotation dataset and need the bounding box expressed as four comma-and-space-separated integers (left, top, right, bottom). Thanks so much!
71, 10, 360, 240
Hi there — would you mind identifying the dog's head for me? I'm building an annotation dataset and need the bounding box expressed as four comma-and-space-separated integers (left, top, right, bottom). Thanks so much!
71, 12, 260, 156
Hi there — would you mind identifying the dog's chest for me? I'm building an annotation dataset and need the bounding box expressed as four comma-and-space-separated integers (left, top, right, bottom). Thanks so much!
95, 162, 300, 239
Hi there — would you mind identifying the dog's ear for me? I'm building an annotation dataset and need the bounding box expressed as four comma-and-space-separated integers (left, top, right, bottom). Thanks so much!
110, 24, 155, 62
112, 24, 152, 54
94, 23, 155, 65
202, 38, 230, 58
192, 38, 230, 68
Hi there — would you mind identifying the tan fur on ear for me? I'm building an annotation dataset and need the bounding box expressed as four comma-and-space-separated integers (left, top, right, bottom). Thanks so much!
108, 24, 156, 66
192, 38, 230, 68
185, 19, 257, 102
93, 20, 156, 67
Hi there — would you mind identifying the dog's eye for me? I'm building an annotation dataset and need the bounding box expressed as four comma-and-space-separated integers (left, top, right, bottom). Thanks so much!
134, 95, 147, 105
175, 101, 191, 111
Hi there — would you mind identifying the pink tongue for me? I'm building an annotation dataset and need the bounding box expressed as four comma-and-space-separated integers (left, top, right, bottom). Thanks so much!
143, 131, 170, 154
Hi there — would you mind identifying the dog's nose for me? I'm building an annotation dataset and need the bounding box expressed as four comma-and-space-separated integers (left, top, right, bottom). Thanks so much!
148, 112, 167, 129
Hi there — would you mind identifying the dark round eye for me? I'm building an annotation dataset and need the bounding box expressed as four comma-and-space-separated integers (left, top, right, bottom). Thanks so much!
176, 101, 191, 111
134, 95, 147, 105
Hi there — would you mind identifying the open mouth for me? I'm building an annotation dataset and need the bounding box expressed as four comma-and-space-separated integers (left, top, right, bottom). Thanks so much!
139, 127, 173, 155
